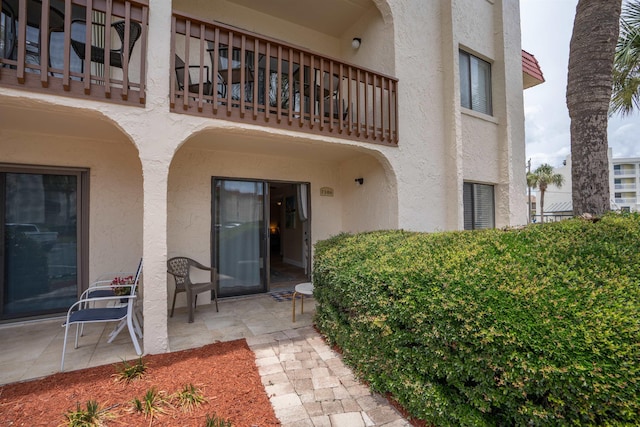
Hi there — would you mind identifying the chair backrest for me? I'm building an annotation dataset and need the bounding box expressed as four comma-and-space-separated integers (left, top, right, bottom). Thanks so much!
112, 20, 142, 58
132, 258, 143, 288
69, 19, 141, 67
174, 54, 188, 89
167, 257, 192, 289
125, 258, 143, 304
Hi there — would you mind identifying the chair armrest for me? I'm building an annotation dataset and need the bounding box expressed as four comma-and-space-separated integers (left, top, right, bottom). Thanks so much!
67, 292, 136, 315
190, 259, 214, 272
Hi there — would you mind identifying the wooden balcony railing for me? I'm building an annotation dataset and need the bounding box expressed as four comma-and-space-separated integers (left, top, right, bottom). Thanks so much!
171, 12, 398, 146
0, 0, 148, 105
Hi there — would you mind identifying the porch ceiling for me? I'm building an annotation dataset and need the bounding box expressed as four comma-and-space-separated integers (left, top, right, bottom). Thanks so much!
185, 129, 373, 164
225, 0, 374, 36
0, 101, 127, 143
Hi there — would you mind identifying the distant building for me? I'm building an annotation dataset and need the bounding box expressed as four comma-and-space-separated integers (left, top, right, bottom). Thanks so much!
612, 158, 640, 212
532, 149, 639, 222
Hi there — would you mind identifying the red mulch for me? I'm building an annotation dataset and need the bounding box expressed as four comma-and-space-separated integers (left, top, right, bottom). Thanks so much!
0, 339, 279, 427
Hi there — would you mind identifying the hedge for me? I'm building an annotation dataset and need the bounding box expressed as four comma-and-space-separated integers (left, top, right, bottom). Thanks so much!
313, 213, 640, 426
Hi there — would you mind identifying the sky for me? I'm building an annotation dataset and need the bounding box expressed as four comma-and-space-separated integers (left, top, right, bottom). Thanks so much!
520, 0, 640, 169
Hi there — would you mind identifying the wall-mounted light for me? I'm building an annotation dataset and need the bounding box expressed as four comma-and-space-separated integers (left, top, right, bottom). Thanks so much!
351, 37, 361, 49
277, 200, 282, 206
355, 177, 364, 185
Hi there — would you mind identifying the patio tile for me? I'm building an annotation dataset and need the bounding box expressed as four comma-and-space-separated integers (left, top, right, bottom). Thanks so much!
270, 392, 303, 410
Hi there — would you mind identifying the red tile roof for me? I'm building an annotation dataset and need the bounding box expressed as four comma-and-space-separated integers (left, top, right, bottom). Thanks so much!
522, 50, 544, 89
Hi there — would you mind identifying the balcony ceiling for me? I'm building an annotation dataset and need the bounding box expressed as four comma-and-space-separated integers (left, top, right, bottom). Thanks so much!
0, 101, 129, 144
226, 0, 373, 36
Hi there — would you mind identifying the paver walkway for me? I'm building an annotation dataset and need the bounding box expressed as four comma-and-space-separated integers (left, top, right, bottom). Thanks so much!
247, 326, 411, 427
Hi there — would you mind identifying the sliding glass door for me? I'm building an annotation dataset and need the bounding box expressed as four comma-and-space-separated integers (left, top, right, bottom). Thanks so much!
1, 167, 86, 320
213, 179, 267, 297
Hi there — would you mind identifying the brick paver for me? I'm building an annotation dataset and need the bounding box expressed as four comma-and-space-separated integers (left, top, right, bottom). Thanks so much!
246, 326, 411, 427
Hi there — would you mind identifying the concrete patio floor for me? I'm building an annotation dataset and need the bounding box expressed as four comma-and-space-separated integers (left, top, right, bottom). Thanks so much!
0, 291, 316, 385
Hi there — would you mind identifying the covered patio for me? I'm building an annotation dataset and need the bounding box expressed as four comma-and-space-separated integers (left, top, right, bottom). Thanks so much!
0, 291, 315, 385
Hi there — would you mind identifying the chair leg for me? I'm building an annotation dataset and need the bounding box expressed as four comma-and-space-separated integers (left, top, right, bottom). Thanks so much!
133, 307, 143, 339
107, 320, 127, 343
127, 313, 142, 355
187, 289, 195, 323
61, 323, 70, 371
170, 289, 178, 317
213, 289, 219, 312
74, 322, 81, 349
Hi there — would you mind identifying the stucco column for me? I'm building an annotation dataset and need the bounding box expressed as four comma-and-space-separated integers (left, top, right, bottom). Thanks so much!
140, 158, 170, 354
138, 0, 172, 354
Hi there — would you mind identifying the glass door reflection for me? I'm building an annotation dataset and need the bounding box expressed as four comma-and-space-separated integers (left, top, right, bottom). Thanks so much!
213, 179, 266, 297
2, 171, 79, 319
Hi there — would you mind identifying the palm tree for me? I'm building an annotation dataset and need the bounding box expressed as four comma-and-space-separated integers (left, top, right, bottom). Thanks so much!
611, 0, 640, 116
566, 0, 621, 216
527, 164, 565, 223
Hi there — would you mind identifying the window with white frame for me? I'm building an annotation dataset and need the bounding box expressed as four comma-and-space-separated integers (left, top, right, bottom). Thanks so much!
463, 182, 495, 230
459, 50, 492, 115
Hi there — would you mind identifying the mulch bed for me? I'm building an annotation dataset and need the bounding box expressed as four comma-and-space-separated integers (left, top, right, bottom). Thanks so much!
0, 339, 279, 427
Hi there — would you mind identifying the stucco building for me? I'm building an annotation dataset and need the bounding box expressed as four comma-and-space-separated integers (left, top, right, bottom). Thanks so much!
1, 0, 542, 353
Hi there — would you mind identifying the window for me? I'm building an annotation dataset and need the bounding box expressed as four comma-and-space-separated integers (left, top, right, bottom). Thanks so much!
463, 182, 495, 230
459, 50, 492, 115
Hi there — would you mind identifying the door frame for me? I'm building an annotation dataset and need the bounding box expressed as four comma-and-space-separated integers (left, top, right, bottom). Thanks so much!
211, 177, 311, 297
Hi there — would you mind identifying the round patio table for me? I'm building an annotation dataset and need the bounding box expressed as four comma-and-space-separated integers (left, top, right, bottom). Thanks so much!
292, 282, 314, 322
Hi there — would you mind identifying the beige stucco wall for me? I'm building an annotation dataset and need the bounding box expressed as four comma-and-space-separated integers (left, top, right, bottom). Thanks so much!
167, 131, 394, 308
0, 126, 143, 281
0, 0, 527, 354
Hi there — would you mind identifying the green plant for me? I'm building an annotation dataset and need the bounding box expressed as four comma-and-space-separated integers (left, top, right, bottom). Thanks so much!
173, 383, 207, 412
113, 357, 147, 382
64, 400, 113, 427
204, 413, 233, 427
131, 387, 170, 420
314, 213, 640, 426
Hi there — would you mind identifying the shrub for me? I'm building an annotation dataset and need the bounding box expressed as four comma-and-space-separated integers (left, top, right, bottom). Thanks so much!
314, 213, 640, 426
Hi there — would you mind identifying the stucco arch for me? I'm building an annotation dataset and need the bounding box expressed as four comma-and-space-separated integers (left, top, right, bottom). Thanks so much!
0, 96, 144, 280
167, 125, 399, 266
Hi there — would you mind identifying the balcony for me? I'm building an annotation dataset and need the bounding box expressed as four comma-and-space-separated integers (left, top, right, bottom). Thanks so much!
170, 12, 399, 146
0, 0, 147, 105
615, 198, 637, 204
613, 168, 637, 176
0, 1, 399, 145
614, 183, 637, 190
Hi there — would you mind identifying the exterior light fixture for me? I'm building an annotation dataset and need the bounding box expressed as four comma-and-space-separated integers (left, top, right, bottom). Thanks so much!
355, 177, 364, 185
351, 38, 361, 49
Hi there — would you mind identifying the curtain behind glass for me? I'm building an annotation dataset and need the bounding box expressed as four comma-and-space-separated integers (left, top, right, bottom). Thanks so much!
215, 180, 265, 296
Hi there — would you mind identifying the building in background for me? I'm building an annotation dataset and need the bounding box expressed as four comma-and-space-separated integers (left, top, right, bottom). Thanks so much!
531, 149, 640, 222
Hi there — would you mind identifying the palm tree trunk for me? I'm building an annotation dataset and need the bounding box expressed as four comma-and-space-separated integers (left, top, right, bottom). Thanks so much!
566, 0, 621, 216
